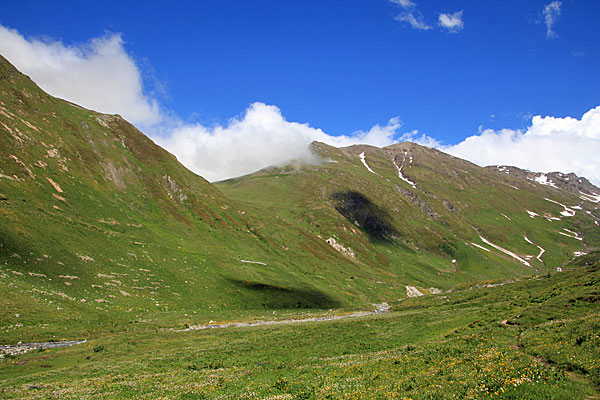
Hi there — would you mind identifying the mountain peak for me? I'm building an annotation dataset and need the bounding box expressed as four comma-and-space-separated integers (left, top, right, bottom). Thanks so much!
487, 165, 600, 197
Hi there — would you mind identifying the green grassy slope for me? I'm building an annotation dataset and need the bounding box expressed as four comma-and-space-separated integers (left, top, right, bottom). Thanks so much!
0, 55, 374, 342
1, 52, 599, 346
2, 54, 600, 399
218, 141, 599, 291
1, 254, 598, 399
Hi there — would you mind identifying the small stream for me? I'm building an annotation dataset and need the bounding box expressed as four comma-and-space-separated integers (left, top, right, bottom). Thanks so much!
182, 303, 390, 332
0, 340, 87, 358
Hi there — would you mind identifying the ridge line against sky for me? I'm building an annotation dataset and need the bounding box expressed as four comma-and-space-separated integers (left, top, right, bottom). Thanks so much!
0, 1, 599, 184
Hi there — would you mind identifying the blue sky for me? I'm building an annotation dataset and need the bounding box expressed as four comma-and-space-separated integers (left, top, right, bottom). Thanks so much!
1, 1, 600, 183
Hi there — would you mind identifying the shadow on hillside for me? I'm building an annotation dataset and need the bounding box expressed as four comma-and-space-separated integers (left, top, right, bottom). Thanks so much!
227, 279, 341, 309
0, 226, 29, 260
333, 191, 398, 242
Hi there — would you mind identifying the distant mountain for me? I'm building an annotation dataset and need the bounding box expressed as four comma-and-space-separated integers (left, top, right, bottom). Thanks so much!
487, 165, 600, 199
219, 140, 600, 287
1, 54, 599, 341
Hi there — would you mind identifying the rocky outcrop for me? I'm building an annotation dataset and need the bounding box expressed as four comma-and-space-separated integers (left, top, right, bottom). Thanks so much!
326, 237, 356, 258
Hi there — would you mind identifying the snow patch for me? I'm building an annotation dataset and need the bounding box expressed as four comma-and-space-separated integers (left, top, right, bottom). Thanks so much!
240, 260, 267, 265
394, 160, 417, 188
587, 210, 600, 225
392, 154, 417, 188
479, 236, 532, 267
524, 235, 544, 262
580, 191, 600, 203
471, 242, 491, 252
573, 251, 588, 257
501, 213, 512, 221
536, 246, 545, 263
558, 229, 583, 241
526, 210, 539, 218
558, 232, 582, 240
544, 198, 576, 217
535, 174, 558, 188
359, 152, 377, 175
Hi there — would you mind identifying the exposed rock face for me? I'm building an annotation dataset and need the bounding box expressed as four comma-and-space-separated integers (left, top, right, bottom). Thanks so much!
488, 165, 600, 195
443, 200, 455, 212
162, 174, 188, 203
395, 186, 439, 219
406, 286, 424, 298
95, 114, 121, 129
326, 237, 356, 259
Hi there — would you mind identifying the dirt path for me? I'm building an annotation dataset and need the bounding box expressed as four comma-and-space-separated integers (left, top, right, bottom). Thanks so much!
181, 303, 390, 332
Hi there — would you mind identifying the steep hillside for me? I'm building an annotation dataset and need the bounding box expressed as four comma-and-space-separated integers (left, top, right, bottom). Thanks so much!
0, 54, 256, 339
2, 53, 599, 344
218, 141, 600, 291
0, 56, 376, 341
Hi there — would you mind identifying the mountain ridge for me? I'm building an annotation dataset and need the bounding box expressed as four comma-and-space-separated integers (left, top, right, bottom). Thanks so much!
1, 53, 599, 344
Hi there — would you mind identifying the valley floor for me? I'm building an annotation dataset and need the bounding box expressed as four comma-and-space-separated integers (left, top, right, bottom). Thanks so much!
181, 302, 390, 332
0, 262, 599, 399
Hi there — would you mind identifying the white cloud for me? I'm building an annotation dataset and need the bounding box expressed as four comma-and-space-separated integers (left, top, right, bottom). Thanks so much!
441, 106, 600, 186
0, 25, 162, 128
0, 25, 430, 182
390, 0, 415, 7
390, 0, 431, 30
438, 11, 464, 33
4, 25, 598, 187
543, 1, 562, 38
156, 103, 423, 182
168, 104, 600, 185
395, 13, 432, 31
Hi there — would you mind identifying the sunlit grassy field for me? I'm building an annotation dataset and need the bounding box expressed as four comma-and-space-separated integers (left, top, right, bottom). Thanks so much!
1, 259, 598, 399
2, 54, 600, 399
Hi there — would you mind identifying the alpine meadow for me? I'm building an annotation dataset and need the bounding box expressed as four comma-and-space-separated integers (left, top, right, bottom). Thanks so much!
1, 1, 600, 398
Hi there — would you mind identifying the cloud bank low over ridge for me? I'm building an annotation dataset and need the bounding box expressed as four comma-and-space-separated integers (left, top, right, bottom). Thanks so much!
157, 103, 600, 186
1, 24, 599, 186
156, 103, 422, 182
